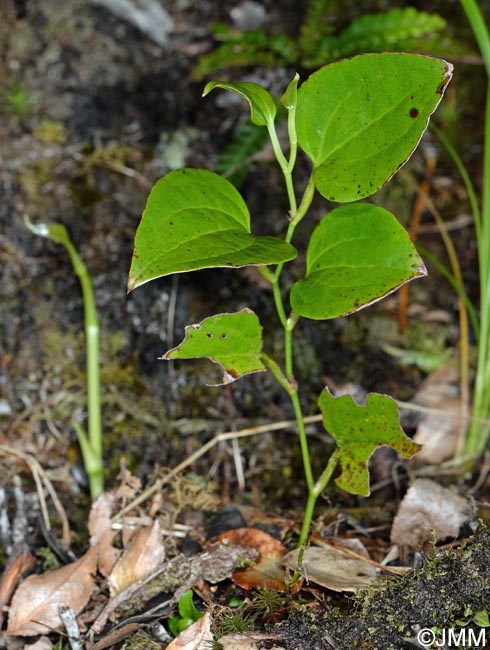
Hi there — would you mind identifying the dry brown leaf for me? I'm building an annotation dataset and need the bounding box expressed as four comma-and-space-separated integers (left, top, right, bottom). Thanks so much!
108, 519, 164, 596
88, 491, 120, 578
88, 492, 117, 545
218, 528, 288, 591
0, 544, 36, 628
166, 612, 213, 650
218, 632, 283, 650
391, 478, 475, 549
412, 365, 461, 463
6, 546, 97, 637
282, 543, 377, 593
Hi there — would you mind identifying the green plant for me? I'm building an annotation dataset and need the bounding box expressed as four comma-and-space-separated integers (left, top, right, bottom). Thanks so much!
24, 217, 104, 500
128, 53, 452, 546
428, 0, 490, 460
198, 3, 453, 187
459, 0, 490, 458
1, 81, 34, 118
193, 3, 449, 80
168, 590, 204, 636
215, 606, 256, 635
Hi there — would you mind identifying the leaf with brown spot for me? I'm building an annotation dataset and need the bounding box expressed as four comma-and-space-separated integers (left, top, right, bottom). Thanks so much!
164, 310, 265, 384
318, 389, 421, 495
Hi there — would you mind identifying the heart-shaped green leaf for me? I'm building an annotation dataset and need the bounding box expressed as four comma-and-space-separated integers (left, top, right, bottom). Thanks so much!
296, 53, 453, 202
318, 389, 421, 495
290, 203, 426, 320
203, 81, 277, 126
164, 309, 265, 384
128, 169, 296, 290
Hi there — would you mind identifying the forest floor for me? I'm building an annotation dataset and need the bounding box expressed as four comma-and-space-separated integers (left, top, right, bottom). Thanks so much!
1, 1, 490, 649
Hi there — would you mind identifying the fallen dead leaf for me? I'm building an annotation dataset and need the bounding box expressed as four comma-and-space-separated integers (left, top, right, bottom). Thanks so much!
218, 632, 283, 650
282, 541, 377, 592
166, 612, 213, 650
412, 365, 462, 463
391, 478, 475, 549
0, 543, 36, 628
108, 519, 164, 596
217, 528, 289, 591
88, 491, 120, 578
6, 546, 97, 637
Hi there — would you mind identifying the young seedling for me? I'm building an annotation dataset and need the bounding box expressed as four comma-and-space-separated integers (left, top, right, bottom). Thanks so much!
168, 590, 205, 636
25, 217, 104, 500
128, 53, 452, 546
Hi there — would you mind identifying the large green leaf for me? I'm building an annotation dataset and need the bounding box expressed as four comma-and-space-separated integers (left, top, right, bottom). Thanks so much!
203, 81, 277, 126
128, 169, 296, 291
164, 309, 265, 384
289, 203, 426, 320
318, 389, 421, 495
296, 53, 452, 202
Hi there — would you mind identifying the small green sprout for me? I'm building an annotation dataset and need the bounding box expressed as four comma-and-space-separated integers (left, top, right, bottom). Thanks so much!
168, 590, 204, 637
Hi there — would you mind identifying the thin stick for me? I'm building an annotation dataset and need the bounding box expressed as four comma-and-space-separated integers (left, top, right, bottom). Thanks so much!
113, 402, 490, 520
59, 605, 83, 650
0, 446, 71, 547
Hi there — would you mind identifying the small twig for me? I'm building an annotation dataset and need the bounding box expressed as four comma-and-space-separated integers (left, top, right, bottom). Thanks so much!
113, 402, 490, 521
0, 445, 71, 548
59, 605, 83, 650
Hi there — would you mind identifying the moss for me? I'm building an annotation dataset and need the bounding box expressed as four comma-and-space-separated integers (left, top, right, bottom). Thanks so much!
277, 526, 490, 649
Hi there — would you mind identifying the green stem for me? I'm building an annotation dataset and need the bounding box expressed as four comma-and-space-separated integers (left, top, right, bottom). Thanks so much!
285, 312, 299, 379
265, 98, 324, 546
291, 171, 316, 226
290, 390, 315, 493
460, 0, 490, 77
261, 351, 314, 498
456, 0, 490, 457
267, 119, 297, 215
298, 450, 339, 547
63, 239, 103, 465
261, 352, 294, 395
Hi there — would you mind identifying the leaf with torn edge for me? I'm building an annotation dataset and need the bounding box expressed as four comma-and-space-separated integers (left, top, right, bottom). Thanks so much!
318, 389, 421, 496
164, 309, 265, 384
6, 546, 97, 637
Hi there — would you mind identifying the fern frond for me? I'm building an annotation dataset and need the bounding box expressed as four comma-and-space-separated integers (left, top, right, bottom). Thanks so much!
192, 27, 297, 80
302, 7, 447, 68
299, 0, 336, 54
